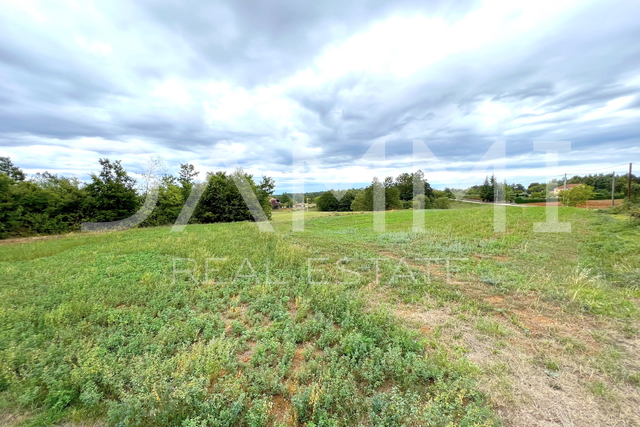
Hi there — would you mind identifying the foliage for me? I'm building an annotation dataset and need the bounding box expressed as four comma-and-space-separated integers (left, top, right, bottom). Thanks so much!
0, 156, 26, 181
350, 178, 402, 211
394, 170, 433, 201
434, 197, 450, 209
194, 168, 271, 224
83, 158, 140, 223
558, 184, 596, 207
0, 172, 86, 238
479, 175, 496, 202
0, 158, 278, 239
0, 211, 508, 426
3, 202, 640, 425
316, 190, 357, 212
316, 191, 340, 211
141, 175, 185, 227
514, 198, 558, 204
278, 194, 293, 208
411, 194, 433, 209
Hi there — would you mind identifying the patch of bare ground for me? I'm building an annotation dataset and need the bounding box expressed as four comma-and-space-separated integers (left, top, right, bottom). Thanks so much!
371, 253, 640, 426
393, 301, 640, 426
238, 340, 257, 363
269, 394, 295, 425
0, 413, 30, 427
0, 413, 105, 427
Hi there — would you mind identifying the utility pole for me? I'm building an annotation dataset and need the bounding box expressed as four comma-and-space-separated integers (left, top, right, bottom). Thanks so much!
564, 173, 567, 190
612, 171, 615, 206
629, 163, 633, 200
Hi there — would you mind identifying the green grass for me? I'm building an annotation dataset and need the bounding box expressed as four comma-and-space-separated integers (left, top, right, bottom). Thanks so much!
1, 204, 639, 426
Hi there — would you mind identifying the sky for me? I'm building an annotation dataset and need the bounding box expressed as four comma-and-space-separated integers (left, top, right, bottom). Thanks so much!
1, 0, 639, 192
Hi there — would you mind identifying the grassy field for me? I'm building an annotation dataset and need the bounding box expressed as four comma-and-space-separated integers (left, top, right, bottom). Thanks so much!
1, 204, 639, 426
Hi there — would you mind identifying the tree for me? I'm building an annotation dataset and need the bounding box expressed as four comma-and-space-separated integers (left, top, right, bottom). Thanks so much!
385, 185, 401, 210
338, 189, 357, 211
350, 190, 369, 211
193, 169, 272, 224
510, 183, 526, 193
495, 179, 514, 202
316, 189, 357, 212
139, 156, 167, 196
279, 194, 292, 208
394, 170, 433, 201
480, 175, 495, 202
0, 173, 16, 237
259, 175, 276, 195
83, 159, 140, 223
434, 197, 450, 209
412, 194, 433, 209
349, 177, 401, 211
0, 157, 25, 181
558, 184, 595, 207
178, 163, 199, 199
316, 191, 340, 211
142, 175, 184, 227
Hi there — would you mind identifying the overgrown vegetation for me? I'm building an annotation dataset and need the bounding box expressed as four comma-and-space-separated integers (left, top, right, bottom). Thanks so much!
1, 203, 639, 426
0, 157, 274, 239
316, 171, 444, 212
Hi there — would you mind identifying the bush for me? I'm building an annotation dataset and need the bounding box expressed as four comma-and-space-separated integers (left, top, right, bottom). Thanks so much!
434, 197, 450, 209
514, 198, 558, 204
558, 184, 595, 207
316, 190, 357, 212
316, 191, 340, 211
194, 169, 271, 223
410, 194, 433, 209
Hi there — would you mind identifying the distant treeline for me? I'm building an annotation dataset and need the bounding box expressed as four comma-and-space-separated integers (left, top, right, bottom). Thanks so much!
0, 157, 274, 239
312, 171, 452, 212
462, 173, 640, 202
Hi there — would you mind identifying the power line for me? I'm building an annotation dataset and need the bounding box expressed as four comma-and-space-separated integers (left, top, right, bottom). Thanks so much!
560, 163, 633, 176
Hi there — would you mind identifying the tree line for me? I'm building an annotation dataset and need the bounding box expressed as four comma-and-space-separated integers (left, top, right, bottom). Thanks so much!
314, 171, 452, 212
461, 172, 640, 203
0, 157, 274, 239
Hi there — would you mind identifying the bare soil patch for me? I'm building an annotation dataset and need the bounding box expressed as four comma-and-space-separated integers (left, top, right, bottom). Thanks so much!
371, 250, 640, 427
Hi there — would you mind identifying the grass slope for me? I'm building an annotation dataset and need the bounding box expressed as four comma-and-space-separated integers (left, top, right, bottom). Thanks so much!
1, 205, 639, 426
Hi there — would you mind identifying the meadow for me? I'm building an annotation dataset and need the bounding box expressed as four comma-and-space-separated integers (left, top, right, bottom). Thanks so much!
1, 202, 639, 426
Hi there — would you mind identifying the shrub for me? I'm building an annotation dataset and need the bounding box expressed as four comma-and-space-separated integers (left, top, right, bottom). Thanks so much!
411, 194, 433, 209
434, 197, 450, 209
514, 198, 558, 204
316, 190, 357, 212
558, 184, 595, 207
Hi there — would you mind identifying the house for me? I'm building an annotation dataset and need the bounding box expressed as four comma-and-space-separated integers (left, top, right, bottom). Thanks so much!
552, 183, 582, 195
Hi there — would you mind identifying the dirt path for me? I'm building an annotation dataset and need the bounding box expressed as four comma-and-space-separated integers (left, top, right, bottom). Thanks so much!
366, 253, 640, 427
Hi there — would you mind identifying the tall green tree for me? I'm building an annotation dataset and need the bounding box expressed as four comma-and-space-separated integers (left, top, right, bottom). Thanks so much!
178, 163, 199, 199
83, 159, 140, 222
480, 175, 496, 202
0, 157, 25, 181
316, 191, 340, 211
194, 169, 272, 224
350, 177, 402, 211
142, 175, 184, 227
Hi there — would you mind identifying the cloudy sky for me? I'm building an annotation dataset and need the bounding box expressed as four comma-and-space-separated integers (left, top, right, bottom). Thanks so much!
1, 0, 639, 192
